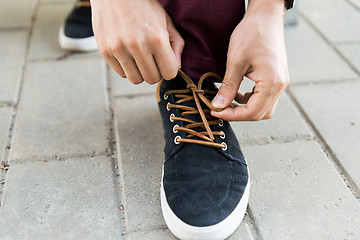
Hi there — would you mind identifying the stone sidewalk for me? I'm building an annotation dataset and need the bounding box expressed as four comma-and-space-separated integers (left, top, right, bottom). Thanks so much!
0, 0, 359, 239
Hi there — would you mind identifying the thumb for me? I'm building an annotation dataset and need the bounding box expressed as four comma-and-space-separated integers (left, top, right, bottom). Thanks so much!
166, 15, 185, 67
212, 64, 246, 109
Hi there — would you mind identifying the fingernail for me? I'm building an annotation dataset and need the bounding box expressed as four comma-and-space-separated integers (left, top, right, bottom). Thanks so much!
212, 94, 225, 108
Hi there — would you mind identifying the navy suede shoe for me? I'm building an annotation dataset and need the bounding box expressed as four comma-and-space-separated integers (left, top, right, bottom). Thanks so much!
156, 71, 250, 240
59, 0, 97, 52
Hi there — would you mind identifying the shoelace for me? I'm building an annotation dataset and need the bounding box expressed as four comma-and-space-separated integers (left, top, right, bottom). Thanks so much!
165, 70, 227, 150
76, 0, 91, 7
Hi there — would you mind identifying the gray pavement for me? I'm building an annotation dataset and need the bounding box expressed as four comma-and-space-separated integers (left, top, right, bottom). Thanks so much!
0, 0, 359, 239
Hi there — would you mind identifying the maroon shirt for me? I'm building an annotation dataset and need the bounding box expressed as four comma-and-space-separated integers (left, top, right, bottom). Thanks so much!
159, 0, 246, 78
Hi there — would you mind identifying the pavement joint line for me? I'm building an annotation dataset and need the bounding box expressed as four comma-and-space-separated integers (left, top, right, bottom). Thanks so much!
239, 134, 314, 147
299, 13, 360, 77
289, 77, 360, 87
286, 88, 360, 203
0, 102, 15, 108
28, 51, 101, 63
8, 151, 111, 165
246, 206, 264, 240
124, 226, 170, 236
0, 0, 39, 211
346, 0, 360, 11
112, 91, 155, 99
7, 153, 112, 165
103, 60, 127, 235
334, 39, 360, 45
0, 27, 30, 32
113, 112, 130, 236
4, 2, 39, 164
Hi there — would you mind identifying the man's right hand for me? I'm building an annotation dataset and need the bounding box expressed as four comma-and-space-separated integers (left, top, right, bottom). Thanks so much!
90, 0, 184, 84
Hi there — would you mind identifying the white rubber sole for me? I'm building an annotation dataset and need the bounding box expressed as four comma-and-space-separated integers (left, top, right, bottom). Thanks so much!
160, 166, 250, 240
58, 24, 98, 52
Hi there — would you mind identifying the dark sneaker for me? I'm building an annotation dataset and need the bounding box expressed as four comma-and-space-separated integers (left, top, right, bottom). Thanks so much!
59, 0, 97, 52
157, 71, 250, 240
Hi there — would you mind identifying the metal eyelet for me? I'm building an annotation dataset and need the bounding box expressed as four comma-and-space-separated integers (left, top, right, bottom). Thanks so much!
219, 119, 224, 127
169, 113, 175, 122
173, 124, 179, 133
221, 142, 227, 151
166, 102, 171, 111
220, 131, 226, 139
174, 136, 181, 144
164, 94, 168, 100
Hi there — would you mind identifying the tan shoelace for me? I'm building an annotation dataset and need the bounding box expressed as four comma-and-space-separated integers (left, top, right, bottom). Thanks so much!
165, 70, 227, 149
76, 0, 91, 7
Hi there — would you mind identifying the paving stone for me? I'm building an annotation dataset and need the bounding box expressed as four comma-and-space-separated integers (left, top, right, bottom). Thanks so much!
0, 157, 122, 240
110, 67, 157, 97
0, 107, 12, 162
225, 215, 254, 240
300, 0, 360, 43
230, 85, 312, 144
0, 30, 28, 103
125, 218, 254, 240
285, 18, 357, 83
114, 95, 165, 232
10, 57, 108, 161
126, 229, 175, 240
337, 42, 360, 73
291, 81, 360, 188
0, 0, 35, 28
244, 141, 360, 240
28, 3, 99, 60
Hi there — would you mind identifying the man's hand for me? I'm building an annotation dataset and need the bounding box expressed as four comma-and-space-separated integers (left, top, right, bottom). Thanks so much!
211, 0, 289, 121
90, 0, 184, 84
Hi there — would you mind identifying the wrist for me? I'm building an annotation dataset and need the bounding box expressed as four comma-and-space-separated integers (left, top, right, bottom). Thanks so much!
246, 0, 285, 21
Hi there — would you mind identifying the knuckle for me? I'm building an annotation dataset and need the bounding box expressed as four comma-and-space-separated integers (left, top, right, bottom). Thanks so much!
162, 69, 177, 80
107, 40, 125, 56
123, 36, 141, 50
99, 47, 110, 58
276, 75, 289, 90
263, 113, 273, 120
178, 38, 185, 48
247, 112, 261, 121
143, 73, 161, 85
128, 77, 143, 85
221, 80, 235, 92
148, 34, 163, 46
145, 78, 160, 85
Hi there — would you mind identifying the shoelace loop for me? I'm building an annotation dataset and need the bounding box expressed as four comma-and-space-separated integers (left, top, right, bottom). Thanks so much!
165, 70, 227, 149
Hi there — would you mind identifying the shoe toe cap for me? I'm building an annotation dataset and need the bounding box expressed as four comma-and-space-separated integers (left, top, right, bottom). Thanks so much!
163, 144, 249, 227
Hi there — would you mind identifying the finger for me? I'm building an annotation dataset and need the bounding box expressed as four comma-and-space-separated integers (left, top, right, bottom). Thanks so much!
166, 15, 185, 67
153, 43, 179, 80
211, 62, 247, 109
117, 56, 144, 84
107, 56, 126, 78
263, 99, 279, 119
211, 89, 275, 121
132, 51, 162, 84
